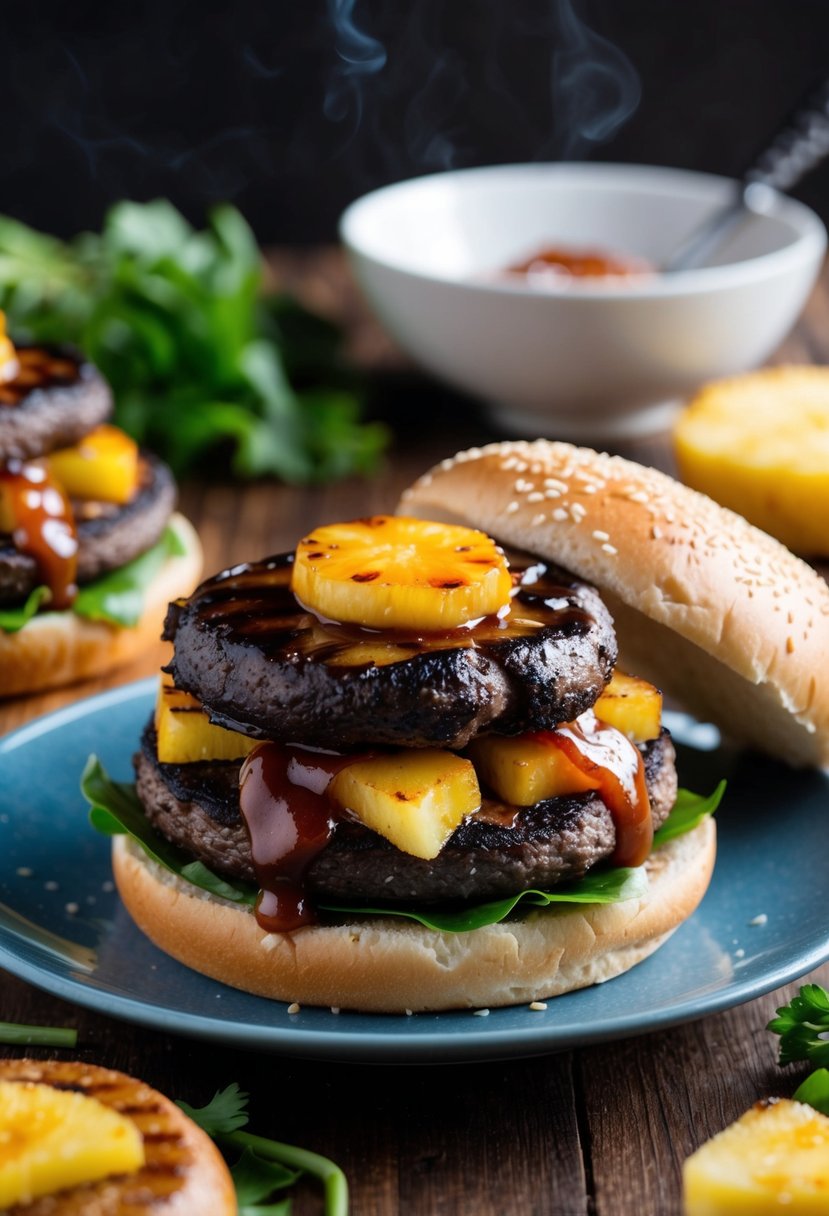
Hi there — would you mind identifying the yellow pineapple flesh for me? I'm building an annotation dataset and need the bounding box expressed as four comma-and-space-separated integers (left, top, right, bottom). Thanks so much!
47, 424, 140, 505
0, 1079, 144, 1207
291, 516, 513, 630
155, 675, 258, 763
468, 733, 600, 806
594, 670, 662, 742
329, 750, 481, 859
683, 1098, 829, 1215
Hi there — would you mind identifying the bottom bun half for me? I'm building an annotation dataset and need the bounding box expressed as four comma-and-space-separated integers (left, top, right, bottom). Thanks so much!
113, 819, 716, 1013
0, 514, 202, 698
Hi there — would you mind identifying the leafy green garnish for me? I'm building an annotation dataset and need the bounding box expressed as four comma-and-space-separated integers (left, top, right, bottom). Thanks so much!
652, 780, 727, 847
0, 1021, 77, 1048
83, 756, 723, 933
0, 585, 50, 633
179, 1084, 348, 1216
320, 865, 648, 933
81, 755, 257, 907
768, 984, 829, 1068
72, 523, 186, 627
793, 1068, 829, 1117
0, 201, 386, 482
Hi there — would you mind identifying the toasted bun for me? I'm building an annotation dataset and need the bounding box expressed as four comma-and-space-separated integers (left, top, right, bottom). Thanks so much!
0, 514, 202, 698
399, 440, 829, 768
0, 1058, 236, 1215
112, 821, 715, 1013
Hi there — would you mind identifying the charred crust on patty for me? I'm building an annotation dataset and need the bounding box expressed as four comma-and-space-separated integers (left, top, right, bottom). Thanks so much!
0, 345, 112, 462
135, 723, 676, 903
163, 552, 618, 749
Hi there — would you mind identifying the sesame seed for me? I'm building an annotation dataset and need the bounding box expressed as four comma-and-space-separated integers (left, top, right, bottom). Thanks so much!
552, 507, 568, 522
583, 484, 597, 494
529, 1001, 548, 1011
734, 948, 745, 959
505, 501, 519, 514
44, 880, 59, 891
592, 530, 610, 542
65, 902, 79, 915
102, 880, 114, 893
651, 525, 662, 540
405, 1009, 414, 1016
331, 1007, 341, 1014
601, 543, 618, 555
16, 867, 33, 878
531, 513, 545, 526
628, 490, 649, 504
570, 503, 586, 521
287, 1002, 301, 1014
544, 488, 561, 499
749, 913, 768, 927
473, 1008, 490, 1017
527, 491, 544, 503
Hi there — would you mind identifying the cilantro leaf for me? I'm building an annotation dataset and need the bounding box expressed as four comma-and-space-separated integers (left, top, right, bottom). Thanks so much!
231, 1146, 300, 1203
768, 984, 829, 1067
793, 1068, 829, 1116
177, 1083, 250, 1135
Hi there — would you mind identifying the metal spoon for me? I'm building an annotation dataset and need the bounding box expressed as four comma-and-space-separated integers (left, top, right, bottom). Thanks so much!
664, 75, 829, 272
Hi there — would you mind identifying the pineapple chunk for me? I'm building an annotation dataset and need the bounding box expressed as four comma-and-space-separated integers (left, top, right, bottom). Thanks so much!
156, 675, 258, 763
329, 750, 480, 859
468, 733, 600, 806
292, 516, 512, 631
683, 1098, 829, 1215
594, 670, 662, 742
674, 366, 829, 555
0, 1080, 144, 1207
47, 424, 140, 505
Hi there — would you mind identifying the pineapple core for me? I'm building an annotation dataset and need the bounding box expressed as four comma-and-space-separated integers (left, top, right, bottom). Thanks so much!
0, 1080, 145, 1207
291, 516, 512, 631
683, 1098, 829, 1215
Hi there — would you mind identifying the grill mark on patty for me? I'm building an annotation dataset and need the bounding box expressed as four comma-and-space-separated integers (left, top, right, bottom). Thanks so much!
0, 345, 112, 463
164, 552, 618, 750
135, 723, 677, 905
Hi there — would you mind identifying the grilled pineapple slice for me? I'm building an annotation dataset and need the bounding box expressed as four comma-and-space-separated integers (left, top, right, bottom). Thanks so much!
594, 671, 662, 742
329, 750, 480, 858
292, 516, 512, 630
156, 675, 258, 763
0, 1079, 144, 1207
469, 733, 600, 806
683, 1098, 829, 1214
675, 366, 829, 555
47, 424, 140, 505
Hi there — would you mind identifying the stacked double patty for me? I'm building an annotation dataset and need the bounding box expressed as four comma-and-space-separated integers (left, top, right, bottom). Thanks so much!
137, 548, 677, 907
0, 342, 175, 614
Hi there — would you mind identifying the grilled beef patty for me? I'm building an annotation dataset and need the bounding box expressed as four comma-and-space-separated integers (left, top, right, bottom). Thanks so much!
0, 455, 176, 605
164, 553, 618, 750
135, 725, 676, 904
0, 345, 112, 463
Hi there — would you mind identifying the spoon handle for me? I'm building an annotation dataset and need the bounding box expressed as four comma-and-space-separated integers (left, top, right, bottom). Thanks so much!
666, 75, 829, 273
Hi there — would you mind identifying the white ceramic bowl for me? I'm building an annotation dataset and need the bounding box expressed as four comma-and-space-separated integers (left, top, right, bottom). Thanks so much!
340, 163, 827, 439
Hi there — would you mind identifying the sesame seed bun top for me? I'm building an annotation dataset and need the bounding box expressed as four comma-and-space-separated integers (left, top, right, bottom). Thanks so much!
399, 439, 829, 768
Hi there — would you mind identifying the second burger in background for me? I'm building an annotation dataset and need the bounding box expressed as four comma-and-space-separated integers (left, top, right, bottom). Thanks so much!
0, 313, 201, 696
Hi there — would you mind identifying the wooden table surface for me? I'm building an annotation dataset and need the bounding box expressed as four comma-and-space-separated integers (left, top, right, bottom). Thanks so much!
2, 252, 828, 1215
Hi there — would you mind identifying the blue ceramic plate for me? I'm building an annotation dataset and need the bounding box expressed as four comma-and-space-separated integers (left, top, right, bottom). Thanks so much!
1, 680, 828, 1063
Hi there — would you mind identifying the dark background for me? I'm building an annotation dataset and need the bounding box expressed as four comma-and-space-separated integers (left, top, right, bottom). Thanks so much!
2, 0, 829, 243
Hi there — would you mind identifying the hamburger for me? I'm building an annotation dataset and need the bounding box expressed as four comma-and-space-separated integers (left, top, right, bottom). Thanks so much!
0, 1058, 235, 1214
0, 312, 202, 696
85, 441, 829, 1013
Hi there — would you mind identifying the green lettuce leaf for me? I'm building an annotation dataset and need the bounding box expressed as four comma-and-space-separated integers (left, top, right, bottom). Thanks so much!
83, 756, 724, 934
793, 1068, 829, 1117
72, 523, 187, 627
0, 585, 50, 633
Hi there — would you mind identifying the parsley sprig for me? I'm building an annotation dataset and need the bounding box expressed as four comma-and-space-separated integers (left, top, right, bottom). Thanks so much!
768, 984, 829, 1068
178, 1083, 348, 1216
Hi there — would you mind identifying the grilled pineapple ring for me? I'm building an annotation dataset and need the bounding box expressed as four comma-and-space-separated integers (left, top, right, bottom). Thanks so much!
292, 516, 513, 631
